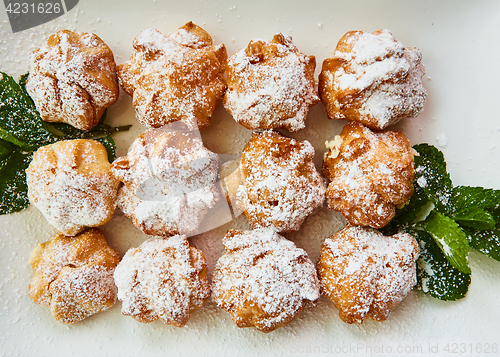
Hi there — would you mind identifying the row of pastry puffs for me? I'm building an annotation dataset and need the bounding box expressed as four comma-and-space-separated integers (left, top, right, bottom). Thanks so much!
25, 22, 426, 133
24, 21, 426, 332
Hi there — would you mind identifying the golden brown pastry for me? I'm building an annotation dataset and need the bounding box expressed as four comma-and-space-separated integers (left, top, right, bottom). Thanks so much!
319, 29, 426, 130
111, 128, 220, 236
211, 229, 320, 333
227, 131, 325, 232
317, 225, 419, 324
28, 228, 120, 324
113, 235, 210, 327
26, 30, 119, 131
322, 122, 415, 228
118, 22, 227, 130
26, 139, 119, 236
224, 33, 319, 131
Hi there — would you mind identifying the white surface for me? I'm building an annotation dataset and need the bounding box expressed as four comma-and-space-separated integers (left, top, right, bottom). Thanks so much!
1, 1, 500, 356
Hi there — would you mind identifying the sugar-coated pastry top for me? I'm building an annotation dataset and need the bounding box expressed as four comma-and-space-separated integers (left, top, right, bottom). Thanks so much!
26, 30, 119, 131
319, 29, 426, 130
26, 139, 119, 236
224, 33, 319, 132
233, 131, 325, 232
113, 235, 210, 327
317, 225, 419, 324
118, 22, 227, 130
322, 122, 415, 228
111, 128, 220, 236
28, 228, 120, 324
211, 229, 320, 332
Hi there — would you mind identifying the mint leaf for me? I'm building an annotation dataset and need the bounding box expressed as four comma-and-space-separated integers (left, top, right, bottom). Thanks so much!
463, 227, 500, 262
452, 207, 496, 230
0, 149, 33, 214
413, 228, 471, 300
96, 135, 116, 162
420, 211, 471, 274
0, 72, 57, 148
18, 73, 29, 92
413, 143, 453, 214
450, 186, 500, 228
0, 139, 13, 160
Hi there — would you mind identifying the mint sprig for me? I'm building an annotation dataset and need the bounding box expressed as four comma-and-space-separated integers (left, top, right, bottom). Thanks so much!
383, 143, 500, 300
0, 72, 131, 215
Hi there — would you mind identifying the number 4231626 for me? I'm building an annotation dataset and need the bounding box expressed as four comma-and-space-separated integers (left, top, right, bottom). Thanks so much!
443, 343, 498, 354
5, 2, 62, 14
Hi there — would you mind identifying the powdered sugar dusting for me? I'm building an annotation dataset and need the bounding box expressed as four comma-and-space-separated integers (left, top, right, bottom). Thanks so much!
319, 226, 419, 323
236, 131, 325, 232
118, 23, 227, 130
322, 123, 415, 228
113, 235, 210, 327
111, 129, 220, 236
224, 34, 319, 132
26, 30, 118, 131
49, 265, 117, 324
28, 229, 120, 324
211, 228, 320, 332
320, 29, 426, 129
26, 140, 119, 236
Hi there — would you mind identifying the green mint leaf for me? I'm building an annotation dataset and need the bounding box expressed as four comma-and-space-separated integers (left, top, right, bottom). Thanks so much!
450, 185, 500, 212
479, 190, 500, 227
0, 149, 33, 214
412, 228, 471, 301
462, 227, 500, 262
0, 72, 57, 148
0, 138, 14, 160
420, 210, 471, 274
95, 135, 117, 162
450, 186, 500, 227
413, 143, 453, 214
18, 73, 29, 94
452, 207, 496, 230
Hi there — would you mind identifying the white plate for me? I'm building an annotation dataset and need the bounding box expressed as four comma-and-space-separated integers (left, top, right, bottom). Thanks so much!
1, 1, 500, 356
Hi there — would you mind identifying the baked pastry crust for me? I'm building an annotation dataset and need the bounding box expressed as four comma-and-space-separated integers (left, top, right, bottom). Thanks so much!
318, 29, 426, 130
229, 131, 325, 232
26, 30, 119, 131
28, 228, 120, 324
111, 128, 220, 236
322, 122, 415, 228
113, 235, 210, 327
211, 229, 320, 332
118, 22, 227, 130
26, 139, 119, 236
317, 225, 419, 324
224, 33, 319, 131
